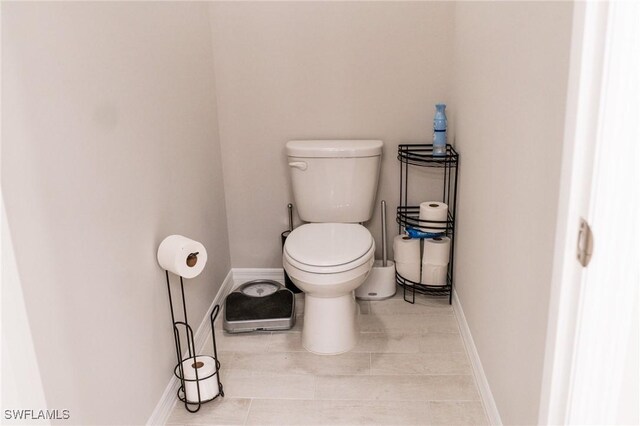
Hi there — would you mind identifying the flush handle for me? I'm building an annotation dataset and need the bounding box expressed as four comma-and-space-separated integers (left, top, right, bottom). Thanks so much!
288, 161, 307, 171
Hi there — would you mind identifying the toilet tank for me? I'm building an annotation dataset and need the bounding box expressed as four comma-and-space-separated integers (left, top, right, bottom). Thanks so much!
286, 140, 383, 223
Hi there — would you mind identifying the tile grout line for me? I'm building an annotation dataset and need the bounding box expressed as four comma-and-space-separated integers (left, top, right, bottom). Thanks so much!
426, 400, 434, 425
243, 398, 253, 426
312, 373, 319, 400
264, 331, 273, 352
425, 398, 485, 402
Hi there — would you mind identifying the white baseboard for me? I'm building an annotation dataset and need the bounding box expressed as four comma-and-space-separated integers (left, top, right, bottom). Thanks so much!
452, 290, 502, 425
146, 269, 235, 426
231, 267, 284, 287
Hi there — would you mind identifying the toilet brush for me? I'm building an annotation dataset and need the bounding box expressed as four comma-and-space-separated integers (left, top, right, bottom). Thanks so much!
281, 203, 301, 293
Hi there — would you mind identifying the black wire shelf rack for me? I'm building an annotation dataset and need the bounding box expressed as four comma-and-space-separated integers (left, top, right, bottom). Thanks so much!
397, 143, 459, 167
396, 144, 459, 305
396, 206, 454, 233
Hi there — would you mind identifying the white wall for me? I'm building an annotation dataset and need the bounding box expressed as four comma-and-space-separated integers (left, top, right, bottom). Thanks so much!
1, 3, 229, 424
451, 2, 573, 424
2, 2, 579, 423
209, 2, 455, 267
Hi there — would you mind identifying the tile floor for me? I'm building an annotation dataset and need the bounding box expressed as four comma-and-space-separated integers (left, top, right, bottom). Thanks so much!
167, 288, 489, 425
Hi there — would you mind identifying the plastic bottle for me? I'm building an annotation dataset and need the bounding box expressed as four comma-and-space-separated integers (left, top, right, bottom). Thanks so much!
433, 103, 447, 156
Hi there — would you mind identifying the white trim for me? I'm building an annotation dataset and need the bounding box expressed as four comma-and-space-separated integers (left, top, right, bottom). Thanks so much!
562, 1, 639, 422
231, 267, 285, 287
453, 290, 502, 425
538, 2, 611, 423
146, 269, 235, 426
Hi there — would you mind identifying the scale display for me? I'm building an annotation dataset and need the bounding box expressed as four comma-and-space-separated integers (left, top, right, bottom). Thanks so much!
240, 281, 279, 297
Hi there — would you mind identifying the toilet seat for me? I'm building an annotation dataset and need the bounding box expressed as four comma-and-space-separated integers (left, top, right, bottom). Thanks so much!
284, 223, 374, 274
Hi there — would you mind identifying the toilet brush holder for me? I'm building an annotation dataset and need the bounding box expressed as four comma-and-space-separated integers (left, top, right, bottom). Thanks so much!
356, 199, 396, 300
355, 260, 396, 300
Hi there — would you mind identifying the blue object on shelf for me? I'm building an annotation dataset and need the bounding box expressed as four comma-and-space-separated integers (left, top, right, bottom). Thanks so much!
433, 103, 447, 157
405, 227, 445, 239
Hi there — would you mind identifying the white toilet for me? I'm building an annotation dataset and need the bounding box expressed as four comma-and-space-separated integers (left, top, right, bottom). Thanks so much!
283, 139, 383, 355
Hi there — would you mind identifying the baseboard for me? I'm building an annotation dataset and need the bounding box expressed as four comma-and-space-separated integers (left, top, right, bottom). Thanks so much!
146, 269, 235, 426
231, 267, 285, 287
452, 290, 503, 425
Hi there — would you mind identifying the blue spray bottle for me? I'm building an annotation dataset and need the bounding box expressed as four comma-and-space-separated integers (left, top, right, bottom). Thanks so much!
433, 103, 447, 156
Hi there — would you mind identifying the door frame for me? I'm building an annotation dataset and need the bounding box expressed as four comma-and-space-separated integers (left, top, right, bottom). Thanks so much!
538, 1, 610, 423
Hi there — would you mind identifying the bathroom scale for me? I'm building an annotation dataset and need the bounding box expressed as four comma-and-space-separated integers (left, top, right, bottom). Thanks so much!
223, 280, 296, 333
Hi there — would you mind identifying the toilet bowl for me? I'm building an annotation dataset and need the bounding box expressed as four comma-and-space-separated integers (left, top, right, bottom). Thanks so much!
283, 222, 375, 354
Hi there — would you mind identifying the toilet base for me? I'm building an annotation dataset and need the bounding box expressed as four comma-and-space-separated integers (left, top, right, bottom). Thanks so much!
302, 293, 359, 355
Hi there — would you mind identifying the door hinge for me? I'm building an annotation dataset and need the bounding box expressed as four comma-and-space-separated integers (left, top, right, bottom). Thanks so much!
577, 218, 594, 267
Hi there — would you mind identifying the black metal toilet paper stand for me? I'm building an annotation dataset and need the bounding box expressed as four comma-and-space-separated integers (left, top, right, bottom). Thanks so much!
165, 270, 224, 413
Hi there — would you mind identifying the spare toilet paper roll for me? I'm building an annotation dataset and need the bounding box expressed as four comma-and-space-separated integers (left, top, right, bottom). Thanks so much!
421, 264, 448, 286
396, 261, 421, 284
419, 201, 448, 233
393, 234, 420, 263
157, 235, 207, 278
176, 355, 219, 403
422, 236, 451, 266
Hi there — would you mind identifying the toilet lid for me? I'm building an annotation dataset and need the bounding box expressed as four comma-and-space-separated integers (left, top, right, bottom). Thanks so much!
284, 223, 374, 269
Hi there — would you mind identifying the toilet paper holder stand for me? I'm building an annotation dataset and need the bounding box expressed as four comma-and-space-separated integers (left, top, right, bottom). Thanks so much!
165, 270, 224, 413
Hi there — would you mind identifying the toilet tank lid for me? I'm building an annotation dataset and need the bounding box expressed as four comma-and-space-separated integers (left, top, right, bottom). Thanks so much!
286, 140, 383, 158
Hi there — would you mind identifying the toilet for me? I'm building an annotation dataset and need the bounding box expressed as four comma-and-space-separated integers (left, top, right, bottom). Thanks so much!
283, 139, 383, 355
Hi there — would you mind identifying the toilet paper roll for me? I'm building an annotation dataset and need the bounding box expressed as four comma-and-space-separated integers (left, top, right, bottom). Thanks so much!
393, 234, 420, 263
396, 261, 421, 283
176, 355, 219, 403
421, 264, 448, 286
419, 201, 448, 233
422, 236, 451, 266
157, 235, 207, 279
